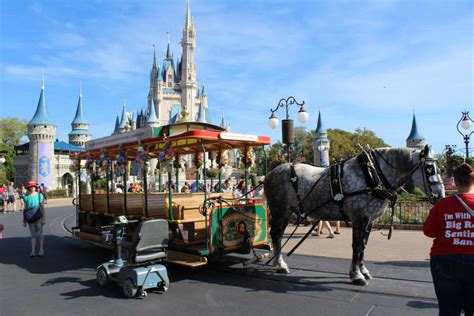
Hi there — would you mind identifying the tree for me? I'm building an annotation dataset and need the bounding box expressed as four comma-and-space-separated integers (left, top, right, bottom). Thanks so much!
0, 117, 28, 183
0, 117, 28, 147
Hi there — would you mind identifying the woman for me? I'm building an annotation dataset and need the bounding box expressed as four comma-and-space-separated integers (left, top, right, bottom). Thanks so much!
423, 163, 474, 316
22, 181, 46, 257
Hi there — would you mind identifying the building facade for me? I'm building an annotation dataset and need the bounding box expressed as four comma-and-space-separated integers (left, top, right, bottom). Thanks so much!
13, 81, 86, 193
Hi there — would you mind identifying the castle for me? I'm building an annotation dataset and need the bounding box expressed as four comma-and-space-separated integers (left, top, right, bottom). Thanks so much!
13, 0, 426, 190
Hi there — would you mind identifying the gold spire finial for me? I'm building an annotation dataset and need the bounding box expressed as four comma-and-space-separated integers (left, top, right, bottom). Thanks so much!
80, 81, 83, 97
42, 69, 45, 89
185, 0, 192, 32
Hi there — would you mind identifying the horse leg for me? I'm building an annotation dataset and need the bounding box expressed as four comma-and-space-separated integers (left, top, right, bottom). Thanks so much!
270, 215, 290, 274
350, 219, 370, 286
359, 222, 373, 280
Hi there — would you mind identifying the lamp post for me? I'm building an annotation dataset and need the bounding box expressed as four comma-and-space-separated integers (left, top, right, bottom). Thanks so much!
268, 96, 308, 162
456, 111, 473, 159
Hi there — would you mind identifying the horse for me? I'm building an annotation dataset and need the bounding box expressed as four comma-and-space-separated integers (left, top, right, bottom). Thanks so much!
264, 146, 445, 285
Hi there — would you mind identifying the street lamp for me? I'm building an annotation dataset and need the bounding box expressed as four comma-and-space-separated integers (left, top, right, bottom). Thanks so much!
456, 111, 473, 159
268, 96, 308, 162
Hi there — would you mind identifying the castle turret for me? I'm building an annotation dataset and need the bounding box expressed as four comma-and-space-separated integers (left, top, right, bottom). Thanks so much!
146, 100, 160, 127
312, 110, 330, 167
68, 84, 91, 147
406, 112, 425, 149
118, 99, 128, 133
27, 76, 56, 188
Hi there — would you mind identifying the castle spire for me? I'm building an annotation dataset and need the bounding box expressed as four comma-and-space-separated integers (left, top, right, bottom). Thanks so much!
118, 97, 128, 130
146, 100, 159, 126
71, 84, 87, 124
406, 112, 424, 141
315, 110, 326, 134
185, 0, 192, 33
29, 75, 54, 126
196, 101, 206, 123
153, 45, 157, 69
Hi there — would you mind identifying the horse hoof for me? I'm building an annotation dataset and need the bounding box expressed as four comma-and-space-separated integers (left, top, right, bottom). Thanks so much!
276, 267, 290, 274
352, 278, 367, 286
363, 273, 373, 280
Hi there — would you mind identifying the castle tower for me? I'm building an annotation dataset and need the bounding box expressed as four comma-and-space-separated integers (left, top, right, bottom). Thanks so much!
312, 110, 330, 167
27, 77, 56, 189
68, 84, 91, 147
179, 0, 197, 120
406, 112, 425, 149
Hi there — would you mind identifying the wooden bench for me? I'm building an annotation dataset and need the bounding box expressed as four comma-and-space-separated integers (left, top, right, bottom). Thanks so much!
109, 193, 124, 216
125, 193, 144, 218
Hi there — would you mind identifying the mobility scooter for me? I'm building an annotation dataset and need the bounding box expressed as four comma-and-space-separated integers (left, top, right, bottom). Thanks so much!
96, 216, 170, 298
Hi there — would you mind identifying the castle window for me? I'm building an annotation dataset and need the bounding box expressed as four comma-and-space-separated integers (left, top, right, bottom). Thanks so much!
168, 82, 172, 88
167, 75, 172, 81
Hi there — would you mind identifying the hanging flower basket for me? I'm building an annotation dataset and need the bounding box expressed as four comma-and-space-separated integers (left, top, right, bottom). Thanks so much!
84, 157, 94, 175
158, 136, 175, 173
242, 147, 254, 169
135, 144, 149, 175
115, 148, 127, 177
194, 152, 204, 170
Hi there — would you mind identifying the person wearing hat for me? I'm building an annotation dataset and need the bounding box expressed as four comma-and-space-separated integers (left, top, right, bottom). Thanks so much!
22, 181, 46, 257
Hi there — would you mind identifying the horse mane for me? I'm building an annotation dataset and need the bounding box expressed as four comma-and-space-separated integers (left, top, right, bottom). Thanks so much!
372, 147, 415, 169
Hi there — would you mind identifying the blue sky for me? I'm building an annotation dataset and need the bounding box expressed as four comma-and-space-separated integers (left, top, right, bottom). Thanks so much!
1, 0, 472, 156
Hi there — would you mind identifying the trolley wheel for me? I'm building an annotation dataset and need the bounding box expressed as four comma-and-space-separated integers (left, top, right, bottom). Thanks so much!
123, 279, 137, 298
96, 268, 109, 287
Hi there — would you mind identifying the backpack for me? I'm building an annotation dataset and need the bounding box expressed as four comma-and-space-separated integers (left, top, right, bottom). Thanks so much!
23, 194, 43, 223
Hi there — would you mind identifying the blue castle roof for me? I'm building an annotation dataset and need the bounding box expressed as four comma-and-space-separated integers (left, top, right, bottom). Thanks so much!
15, 140, 84, 152
146, 100, 159, 125
407, 113, 424, 141
118, 101, 127, 129
29, 81, 55, 126
71, 90, 88, 125
315, 111, 326, 134
197, 102, 207, 123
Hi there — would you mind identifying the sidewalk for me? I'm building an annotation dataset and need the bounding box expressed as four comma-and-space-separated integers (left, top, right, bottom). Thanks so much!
282, 224, 432, 262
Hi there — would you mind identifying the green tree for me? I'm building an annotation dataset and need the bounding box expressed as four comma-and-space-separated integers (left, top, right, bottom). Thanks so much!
0, 117, 28, 183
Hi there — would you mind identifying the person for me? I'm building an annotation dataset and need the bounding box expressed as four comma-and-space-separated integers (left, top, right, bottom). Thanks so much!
22, 181, 46, 257
18, 184, 26, 210
181, 182, 191, 193
423, 163, 474, 316
6, 183, 16, 212
233, 180, 246, 199
0, 184, 6, 212
313, 221, 335, 238
222, 179, 233, 193
39, 183, 48, 204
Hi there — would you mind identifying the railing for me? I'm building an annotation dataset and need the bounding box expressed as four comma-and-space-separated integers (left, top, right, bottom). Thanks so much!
375, 199, 432, 227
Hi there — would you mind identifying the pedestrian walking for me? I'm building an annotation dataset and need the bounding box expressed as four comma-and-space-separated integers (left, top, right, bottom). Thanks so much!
423, 163, 474, 316
39, 183, 48, 204
22, 181, 46, 257
6, 182, 16, 212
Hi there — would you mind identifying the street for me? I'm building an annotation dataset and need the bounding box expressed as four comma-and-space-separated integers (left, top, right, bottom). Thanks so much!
0, 199, 438, 316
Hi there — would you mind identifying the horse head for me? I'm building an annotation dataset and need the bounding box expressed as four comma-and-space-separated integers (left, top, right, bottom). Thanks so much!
409, 145, 445, 204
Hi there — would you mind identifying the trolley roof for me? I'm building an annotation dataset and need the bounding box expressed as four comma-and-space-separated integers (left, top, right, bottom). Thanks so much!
76, 122, 270, 160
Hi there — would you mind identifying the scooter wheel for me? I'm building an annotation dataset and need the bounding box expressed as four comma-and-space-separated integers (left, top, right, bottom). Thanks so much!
123, 279, 137, 298
97, 268, 109, 287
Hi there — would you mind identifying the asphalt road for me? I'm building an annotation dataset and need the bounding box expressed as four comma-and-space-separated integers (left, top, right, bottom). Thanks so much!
0, 199, 438, 316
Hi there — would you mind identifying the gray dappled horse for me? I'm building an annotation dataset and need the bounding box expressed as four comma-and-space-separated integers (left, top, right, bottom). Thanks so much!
265, 146, 445, 285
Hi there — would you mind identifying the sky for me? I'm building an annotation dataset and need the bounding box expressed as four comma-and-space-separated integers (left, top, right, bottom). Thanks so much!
0, 0, 473, 156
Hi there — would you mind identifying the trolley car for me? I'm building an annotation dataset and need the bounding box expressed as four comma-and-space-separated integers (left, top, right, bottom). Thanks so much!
71, 122, 271, 267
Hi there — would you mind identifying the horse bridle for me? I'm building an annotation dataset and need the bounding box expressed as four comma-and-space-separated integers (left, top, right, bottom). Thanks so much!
408, 148, 442, 204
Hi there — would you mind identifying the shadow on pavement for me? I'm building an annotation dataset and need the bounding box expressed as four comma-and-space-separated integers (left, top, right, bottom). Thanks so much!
373, 260, 430, 268
0, 235, 110, 274
406, 300, 438, 309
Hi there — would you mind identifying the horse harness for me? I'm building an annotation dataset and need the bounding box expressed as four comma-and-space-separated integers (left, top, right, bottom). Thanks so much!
290, 149, 399, 225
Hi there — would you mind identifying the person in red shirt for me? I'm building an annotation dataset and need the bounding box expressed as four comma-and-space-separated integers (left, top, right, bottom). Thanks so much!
424, 163, 474, 316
